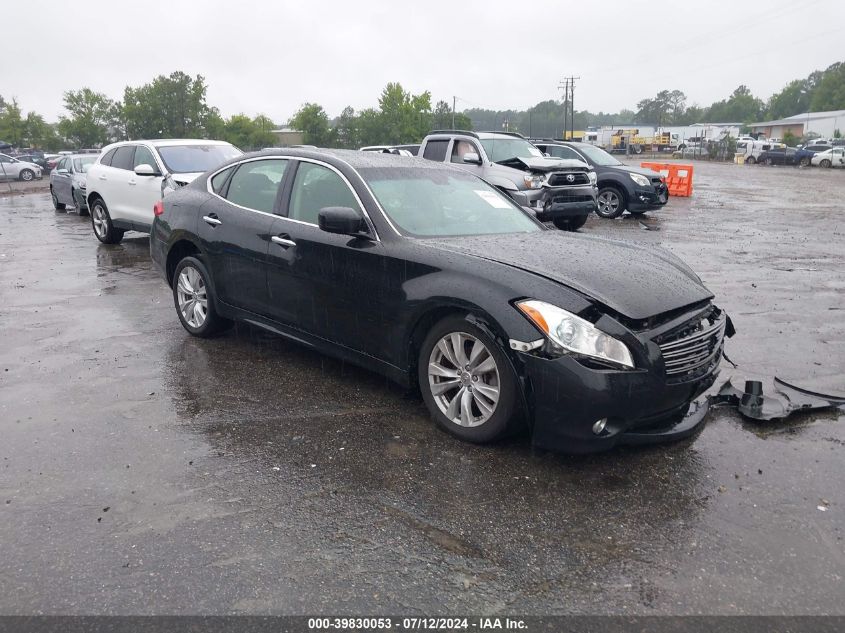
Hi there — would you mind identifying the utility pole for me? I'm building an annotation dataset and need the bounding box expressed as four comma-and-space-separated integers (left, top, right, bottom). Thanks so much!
558, 75, 580, 140
452, 95, 456, 130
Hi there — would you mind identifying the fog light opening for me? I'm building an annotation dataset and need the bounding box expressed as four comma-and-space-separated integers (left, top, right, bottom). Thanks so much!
592, 418, 607, 435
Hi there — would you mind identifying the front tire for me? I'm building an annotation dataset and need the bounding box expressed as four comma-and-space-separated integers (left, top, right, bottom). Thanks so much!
51, 187, 66, 211
596, 186, 625, 219
765, 157, 773, 166
799, 157, 810, 167
418, 316, 519, 444
820, 159, 832, 168
19, 169, 34, 182
172, 256, 231, 338
90, 198, 124, 244
553, 215, 588, 231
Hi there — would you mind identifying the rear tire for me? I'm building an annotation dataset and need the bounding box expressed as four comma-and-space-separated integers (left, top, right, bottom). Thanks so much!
745, 156, 756, 165
595, 186, 625, 219
418, 315, 519, 444
51, 187, 66, 211
799, 157, 810, 167
765, 157, 773, 166
820, 159, 832, 168
172, 256, 231, 338
90, 198, 124, 244
553, 215, 588, 231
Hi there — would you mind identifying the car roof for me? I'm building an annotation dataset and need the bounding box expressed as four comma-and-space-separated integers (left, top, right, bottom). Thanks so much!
100, 139, 234, 152
227, 147, 459, 171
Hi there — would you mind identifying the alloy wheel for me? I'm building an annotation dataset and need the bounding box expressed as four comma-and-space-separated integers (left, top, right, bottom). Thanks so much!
597, 190, 620, 215
21, 170, 33, 181
92, 204, 108, 238
428, 332, 500, 427
176, 266, 208, 328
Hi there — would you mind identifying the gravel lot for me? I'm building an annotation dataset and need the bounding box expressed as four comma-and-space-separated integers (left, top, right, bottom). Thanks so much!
0, 161, 843, 615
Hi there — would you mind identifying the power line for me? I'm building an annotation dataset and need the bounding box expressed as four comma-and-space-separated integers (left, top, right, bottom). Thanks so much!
559, 76, 579, 139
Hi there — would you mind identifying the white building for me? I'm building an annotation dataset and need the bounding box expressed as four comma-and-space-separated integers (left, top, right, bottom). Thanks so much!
748, 110, 845, 140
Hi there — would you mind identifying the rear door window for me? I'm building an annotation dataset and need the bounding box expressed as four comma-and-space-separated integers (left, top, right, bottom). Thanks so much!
211, 166, 235, 195
111, 146, 135, 171
422, 140, 449, 162
225, 159, 288, 213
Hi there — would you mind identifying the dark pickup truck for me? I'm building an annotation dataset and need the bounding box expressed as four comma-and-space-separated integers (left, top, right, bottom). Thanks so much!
417, 131, 597, 231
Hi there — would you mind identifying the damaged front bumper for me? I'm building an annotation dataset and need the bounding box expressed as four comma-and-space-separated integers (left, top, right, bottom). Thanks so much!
530, 185, 598, 221
628, 183, 669, 211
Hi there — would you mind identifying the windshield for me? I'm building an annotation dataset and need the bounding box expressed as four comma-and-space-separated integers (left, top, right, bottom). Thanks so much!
73, 156, 96, 173
156, 144, 242, 174
576, 144, 622, 166
479, 138, 543, 162
361, 167, 542, 238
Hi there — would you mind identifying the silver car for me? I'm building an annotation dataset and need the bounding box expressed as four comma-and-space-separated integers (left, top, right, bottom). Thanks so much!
50, 154, 97, 213
0, 153, 43, 181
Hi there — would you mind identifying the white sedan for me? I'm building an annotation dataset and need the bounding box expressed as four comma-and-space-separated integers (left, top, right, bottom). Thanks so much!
0, 153, 43, 181
811, 147, 845, 168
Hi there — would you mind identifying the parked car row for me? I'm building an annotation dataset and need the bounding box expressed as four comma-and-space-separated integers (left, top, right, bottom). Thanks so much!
357, 131, 669, 225
738, 139, 845, 168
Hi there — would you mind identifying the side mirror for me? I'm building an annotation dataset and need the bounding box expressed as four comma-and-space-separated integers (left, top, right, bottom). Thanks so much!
462, 152, 482, 165
56, 168, 69, 175
134, 163, 159, 177
318, 206, 368, 237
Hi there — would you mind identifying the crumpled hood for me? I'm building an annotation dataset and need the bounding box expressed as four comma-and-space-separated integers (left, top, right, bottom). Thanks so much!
496, 156, 588, 173
426, 231, 712, 320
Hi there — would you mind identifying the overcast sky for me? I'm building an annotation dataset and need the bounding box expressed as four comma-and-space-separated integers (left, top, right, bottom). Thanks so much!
3, 0, 845, 124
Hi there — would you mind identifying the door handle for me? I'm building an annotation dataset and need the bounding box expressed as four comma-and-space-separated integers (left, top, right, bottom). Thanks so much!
128, 179, 137, 186
271, 235, 296, 248
202, 215, 222, 227
99, 175, 107, 180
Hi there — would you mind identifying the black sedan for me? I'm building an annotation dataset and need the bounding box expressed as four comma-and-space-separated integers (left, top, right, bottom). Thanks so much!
150, 149, 729, 453
531, 140, 669, 219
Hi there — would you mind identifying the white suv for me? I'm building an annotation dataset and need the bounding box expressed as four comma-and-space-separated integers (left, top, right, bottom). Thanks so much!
86, 139, 241, 244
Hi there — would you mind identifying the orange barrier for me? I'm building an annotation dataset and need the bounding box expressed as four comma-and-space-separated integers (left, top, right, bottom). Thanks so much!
640, 162, 694, 197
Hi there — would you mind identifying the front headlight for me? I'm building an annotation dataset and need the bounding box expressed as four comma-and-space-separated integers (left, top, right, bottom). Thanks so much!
523, 173, 545, 189
629, 173, 650, 187
588, 171, 597, 185
516, 299, 635, 368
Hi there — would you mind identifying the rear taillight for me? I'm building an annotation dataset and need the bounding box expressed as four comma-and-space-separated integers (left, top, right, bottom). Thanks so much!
153, 200, 164, 216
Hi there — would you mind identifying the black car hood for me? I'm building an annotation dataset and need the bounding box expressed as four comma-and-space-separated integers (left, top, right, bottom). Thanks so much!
496, 156, 588, 173
426, 232, 712, 320
608, 164, 661, 178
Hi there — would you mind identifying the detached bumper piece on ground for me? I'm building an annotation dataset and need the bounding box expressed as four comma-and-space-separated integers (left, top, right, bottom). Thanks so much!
715, 377, 845, 421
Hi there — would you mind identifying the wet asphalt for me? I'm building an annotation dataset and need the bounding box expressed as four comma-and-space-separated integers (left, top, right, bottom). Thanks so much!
0, 162, 843, 615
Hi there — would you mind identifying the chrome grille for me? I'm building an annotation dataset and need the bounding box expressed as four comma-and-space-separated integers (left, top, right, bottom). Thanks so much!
548, 172, 590, 186
657, 311, 726, 380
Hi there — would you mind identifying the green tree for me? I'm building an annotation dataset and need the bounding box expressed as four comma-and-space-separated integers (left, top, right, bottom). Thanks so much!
24, 113, 62, 150
355, 108, 384, 146
289, 103, 334, 146
432, 100, 472, 131
250, 114, 277, 148
707, 85, 764, 124
377, 83, 432, 143
122, 71, 212, 139
57, 88, 118, 148
334, 106, 360, 148
809, 62, 845, 112
766, 79, 814, 119
0, 97, 25, 147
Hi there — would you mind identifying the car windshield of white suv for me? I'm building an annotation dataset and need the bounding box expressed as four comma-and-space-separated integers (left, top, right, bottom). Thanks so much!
479, 138, 543, 162
361, 166, 541, 238
576, 144, 623, 166
73, 156, 96, 173
156, 144, 242, 174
